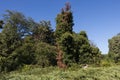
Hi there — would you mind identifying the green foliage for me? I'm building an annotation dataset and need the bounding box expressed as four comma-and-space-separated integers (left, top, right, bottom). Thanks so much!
0, 23, 21, 56
13, 36, 35, 65
34, 42, 57, 67
74, 31, 101, 65
33, 21, 54, 44
0, 20, 4, 28
100, 60, 113, 67
1, 65, 120, 80
100, 54, 114, 67
73, 32, 89, 64
58, 31, 101, 65
108, 34, 120, 63
55, 3, 74, 39
59, 32, 75, 65
79, 31, 88, 39
55, 3, 101, 66
0, 22, 22, 72
0, 10, 37, 72
4, 10, 36, 37
0, 4, 103, 73
90, 46, 101, 65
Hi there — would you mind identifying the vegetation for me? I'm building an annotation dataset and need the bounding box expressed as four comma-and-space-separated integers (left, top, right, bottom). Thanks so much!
0, 65, 120, 80
0, 2, 120, 80
108, 34, 120, 63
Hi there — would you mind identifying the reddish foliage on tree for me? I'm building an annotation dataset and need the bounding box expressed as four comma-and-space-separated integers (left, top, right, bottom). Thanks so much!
56, 44, 67, 69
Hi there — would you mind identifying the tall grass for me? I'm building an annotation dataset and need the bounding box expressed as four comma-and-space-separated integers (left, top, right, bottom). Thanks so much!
1, 65, 120, 80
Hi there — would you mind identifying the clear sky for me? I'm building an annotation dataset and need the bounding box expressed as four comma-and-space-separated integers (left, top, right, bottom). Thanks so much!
1, 0, 120, 54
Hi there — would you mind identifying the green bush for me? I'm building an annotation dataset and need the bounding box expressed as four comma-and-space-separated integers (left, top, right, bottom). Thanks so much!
100, 60, 113, 67
34, 42, 57, 67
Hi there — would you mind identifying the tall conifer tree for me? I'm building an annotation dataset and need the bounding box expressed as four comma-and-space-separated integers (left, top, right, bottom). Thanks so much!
55, 3, 74, 39
55, 3, 74, 67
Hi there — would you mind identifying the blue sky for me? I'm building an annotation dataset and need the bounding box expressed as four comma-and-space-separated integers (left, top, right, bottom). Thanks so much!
1, 0, 120, 54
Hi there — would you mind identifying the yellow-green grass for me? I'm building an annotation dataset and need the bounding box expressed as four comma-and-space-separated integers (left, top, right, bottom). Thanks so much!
0, 65, 120, 80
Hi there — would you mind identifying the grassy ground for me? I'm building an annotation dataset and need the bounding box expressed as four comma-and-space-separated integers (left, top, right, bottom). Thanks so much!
0, 65, 120, 80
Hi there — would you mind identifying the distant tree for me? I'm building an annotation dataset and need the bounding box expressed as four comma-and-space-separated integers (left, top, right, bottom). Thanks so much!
91, 46, 101, 64
89, 40, 101, 64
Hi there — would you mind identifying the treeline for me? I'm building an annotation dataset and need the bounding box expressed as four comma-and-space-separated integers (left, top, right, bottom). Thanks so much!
0, 3, 119, 72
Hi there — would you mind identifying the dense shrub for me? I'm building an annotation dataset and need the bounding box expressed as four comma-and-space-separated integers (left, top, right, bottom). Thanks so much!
34, 42, 57, 67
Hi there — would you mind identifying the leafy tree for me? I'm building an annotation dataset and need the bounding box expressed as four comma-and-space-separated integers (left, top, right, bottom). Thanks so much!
13, 36, 35, 65
91, 46, 101, 65
3, 10, 36, 37
75, 32, 91, 64
75, 31, 101, 65
33, 21, 54, 44
0, 23, 21, 72
55, 3, 101, 66
0, 10, 37, 72
108, 34, 120, 63
58, 31, 101, 65
0, 23, 21, 57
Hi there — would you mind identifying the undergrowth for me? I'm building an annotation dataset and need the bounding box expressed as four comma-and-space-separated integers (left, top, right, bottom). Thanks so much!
0, 65, 120, 80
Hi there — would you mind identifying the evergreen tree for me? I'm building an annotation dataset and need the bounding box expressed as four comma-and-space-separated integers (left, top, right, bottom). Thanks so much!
55, 3, 74, 39
55, 3, 74, 67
